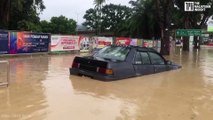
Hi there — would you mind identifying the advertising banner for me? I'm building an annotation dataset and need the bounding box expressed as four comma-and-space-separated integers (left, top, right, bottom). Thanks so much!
79, 36, 93, 52
51, 35, 79, 52
208, 26, 213, 32
130, 39, 138, 46
115, 37, 131, 45
90, 37, 98, 49
9, 32, 50, 54
0, 32, 9, 54
9, 32, 18, 54
207, 21, 213, 32
96, 37, 113, 48
137, 39, 143, 47
143, 40, 154, 48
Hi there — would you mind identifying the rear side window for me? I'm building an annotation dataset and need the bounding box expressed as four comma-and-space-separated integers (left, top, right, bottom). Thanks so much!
140, 52, 151, 64
134, 52, 142, 64
134, 51, 151, 65
148, 52, 165, 65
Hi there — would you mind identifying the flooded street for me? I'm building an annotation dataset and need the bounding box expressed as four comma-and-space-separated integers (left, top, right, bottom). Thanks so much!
1, 46, 213, 120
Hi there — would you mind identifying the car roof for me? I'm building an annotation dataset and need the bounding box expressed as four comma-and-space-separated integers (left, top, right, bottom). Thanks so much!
109, 45, 157, 52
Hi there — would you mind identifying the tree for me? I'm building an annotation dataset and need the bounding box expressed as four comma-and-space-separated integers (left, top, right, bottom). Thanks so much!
94, 0, 106, 6
129, 0, 173, 55
0, 0, 10, 29
101, 4, 132, 35
155, 0, 173, 55
40, 20, 52, 33
17, 20, 42, 32
83, 4, 132, 36
41, 15, 77, 34
10, 0, 45, 31
93, 0, 106, 34
129, 0, 161, 38
83, 8, 98, 31
0, 0, 45, 31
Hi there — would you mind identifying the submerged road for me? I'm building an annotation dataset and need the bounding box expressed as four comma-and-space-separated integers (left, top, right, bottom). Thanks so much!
0, 46, 213, 120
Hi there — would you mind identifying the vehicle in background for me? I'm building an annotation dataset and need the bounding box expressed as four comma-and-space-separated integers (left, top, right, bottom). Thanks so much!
175, 39, 183, 47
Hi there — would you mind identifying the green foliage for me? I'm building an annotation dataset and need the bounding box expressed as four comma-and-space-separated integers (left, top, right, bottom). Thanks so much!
40, 15, 77, 34
83, 9, 98, 30
101, 4, 132, 31
83, 4, 132, 36
93, 0, 106, 6
10, 0, 45, 30
128, 0, 161, 38
0, 0, 77, 34
40, 20, 52, 33
93, 0, 106, 34
17, 20, 42, 32
0, 0, 45, 31
84, 0, 213, 39
0, 0, 10, 28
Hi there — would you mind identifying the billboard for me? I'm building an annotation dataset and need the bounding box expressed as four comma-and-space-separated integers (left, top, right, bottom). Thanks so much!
130, 39, 138, 46
143, 40, 154, 48
9, 32, 50, 54
96, 37, 113, 48
115, 37, 131, 45
9, 32, 18, 54
51, 35, 79, 52
79, 36, 93, 52
137, 39, 143, 47
0, 32, 9, 54
207, 21, 213, 32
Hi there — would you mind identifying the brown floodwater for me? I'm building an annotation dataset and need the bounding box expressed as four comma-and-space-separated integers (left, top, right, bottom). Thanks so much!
0, 46, 213, 120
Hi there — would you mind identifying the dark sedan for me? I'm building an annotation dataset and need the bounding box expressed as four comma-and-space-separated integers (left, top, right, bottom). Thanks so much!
70, 45, 181, 80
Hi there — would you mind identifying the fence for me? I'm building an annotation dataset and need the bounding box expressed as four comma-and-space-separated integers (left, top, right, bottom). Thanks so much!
1, 30, 162, 55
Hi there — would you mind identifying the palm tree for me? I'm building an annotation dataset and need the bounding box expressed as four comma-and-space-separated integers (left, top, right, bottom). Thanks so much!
93, 0, 106, 35
94, 0, 106, 6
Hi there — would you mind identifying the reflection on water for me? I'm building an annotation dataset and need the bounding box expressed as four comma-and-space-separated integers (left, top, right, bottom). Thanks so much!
0, 56, 49, 120
70, 76, 139, 120
0, 46, 213, 120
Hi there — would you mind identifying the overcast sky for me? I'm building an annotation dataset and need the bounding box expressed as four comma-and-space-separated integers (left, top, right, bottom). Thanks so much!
39, 0, 131, 24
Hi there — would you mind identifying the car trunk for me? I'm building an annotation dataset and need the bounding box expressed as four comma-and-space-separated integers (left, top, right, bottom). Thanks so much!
72, 56, 111, 74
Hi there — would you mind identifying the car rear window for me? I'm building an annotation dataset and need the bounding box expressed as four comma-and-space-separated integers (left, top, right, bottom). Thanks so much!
95, 46, 130, 61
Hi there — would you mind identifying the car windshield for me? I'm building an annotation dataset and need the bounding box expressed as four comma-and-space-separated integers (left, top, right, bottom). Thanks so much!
95, 46, 130, 61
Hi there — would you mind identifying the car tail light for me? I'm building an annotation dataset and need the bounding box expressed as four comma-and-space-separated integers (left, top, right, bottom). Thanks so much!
72, 62, 80, 68
105, 69, 113, 75
97, 67, 113, 75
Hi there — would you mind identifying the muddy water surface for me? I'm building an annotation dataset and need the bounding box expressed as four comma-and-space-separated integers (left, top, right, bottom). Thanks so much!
0, 47, 213, 120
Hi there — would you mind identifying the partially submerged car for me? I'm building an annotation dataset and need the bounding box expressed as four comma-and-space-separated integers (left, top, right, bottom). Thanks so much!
70, 45, 181, 80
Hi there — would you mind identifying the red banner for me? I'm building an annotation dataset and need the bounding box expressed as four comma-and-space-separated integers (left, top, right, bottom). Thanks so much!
115, 37, 131, 45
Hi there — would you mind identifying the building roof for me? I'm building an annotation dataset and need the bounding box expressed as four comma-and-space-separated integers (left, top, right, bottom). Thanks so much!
76, 25, 88, 32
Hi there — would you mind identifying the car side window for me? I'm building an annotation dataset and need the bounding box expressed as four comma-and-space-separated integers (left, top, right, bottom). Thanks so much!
140, 52, 151, 64
148, 52, 165, 65
134, 51, 151, 65
134, 52, 142, 64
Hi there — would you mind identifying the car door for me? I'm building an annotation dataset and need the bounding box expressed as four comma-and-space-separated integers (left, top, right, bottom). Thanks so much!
133, 51, 154, 76
148, 52, 168, 73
